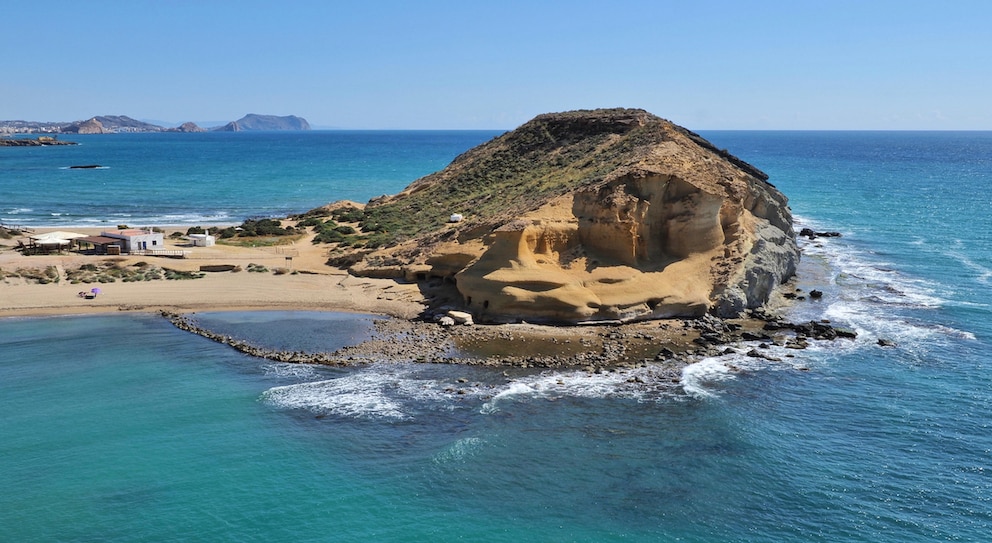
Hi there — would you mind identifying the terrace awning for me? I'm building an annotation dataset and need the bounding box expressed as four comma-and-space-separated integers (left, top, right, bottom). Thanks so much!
29, 231, 87, 242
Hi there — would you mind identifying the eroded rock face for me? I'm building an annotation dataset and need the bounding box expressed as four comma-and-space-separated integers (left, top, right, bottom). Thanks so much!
352, 109, 799, 323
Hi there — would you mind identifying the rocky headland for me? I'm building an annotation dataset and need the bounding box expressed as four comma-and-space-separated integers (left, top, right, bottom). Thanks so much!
336, 108, 799, 324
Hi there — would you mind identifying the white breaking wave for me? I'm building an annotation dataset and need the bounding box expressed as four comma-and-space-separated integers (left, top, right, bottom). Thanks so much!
262, 376, 409, 420
261, 361, 690, 420
795, 225, 975, 345
680, 344, 824, 400
261, 363, 495, 420
479, 366, 686, 414
261, 362, 320, 380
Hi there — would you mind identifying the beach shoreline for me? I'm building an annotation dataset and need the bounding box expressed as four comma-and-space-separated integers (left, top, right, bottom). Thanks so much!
0, 225, 428, 319
1, 224, 811, 370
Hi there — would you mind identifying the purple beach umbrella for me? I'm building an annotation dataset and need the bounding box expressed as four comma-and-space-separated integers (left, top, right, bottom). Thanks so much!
91, 287, 101, 294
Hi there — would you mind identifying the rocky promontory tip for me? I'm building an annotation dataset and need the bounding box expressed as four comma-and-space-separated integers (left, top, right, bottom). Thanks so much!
340, 108, 800, 324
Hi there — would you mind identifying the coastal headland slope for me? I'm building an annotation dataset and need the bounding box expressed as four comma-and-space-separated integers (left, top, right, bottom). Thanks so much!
342, 108, 799, 323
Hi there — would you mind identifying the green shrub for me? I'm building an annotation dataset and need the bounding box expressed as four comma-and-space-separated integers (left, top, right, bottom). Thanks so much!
291, 206, 332, 220
332, 206, 365, 223
297, 217, 324, 228
313, 229, 346, 244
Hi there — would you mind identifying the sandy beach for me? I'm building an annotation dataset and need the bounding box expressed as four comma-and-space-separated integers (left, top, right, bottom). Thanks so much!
0, 226, 426, 319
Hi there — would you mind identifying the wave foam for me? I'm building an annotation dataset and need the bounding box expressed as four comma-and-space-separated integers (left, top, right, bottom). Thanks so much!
262, 376, 409, 420
480, 366, 684, 414
680, 348, 816, 399
432, 437, 487, 464
260, 363, 495, 420
261, 363, 320, 380
794, 224, 975, 347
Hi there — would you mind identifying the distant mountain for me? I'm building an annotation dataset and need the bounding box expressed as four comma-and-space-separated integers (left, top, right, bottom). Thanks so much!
60, 115, 164, 134
212, 114, 311, 132
97, 115, 163, 131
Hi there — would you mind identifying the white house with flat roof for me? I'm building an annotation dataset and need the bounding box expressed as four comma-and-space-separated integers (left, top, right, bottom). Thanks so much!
101, 228, 164, 253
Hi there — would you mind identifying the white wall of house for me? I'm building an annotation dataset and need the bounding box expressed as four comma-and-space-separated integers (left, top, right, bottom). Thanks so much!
189, 234, 215, 247
101, 230, 165, 252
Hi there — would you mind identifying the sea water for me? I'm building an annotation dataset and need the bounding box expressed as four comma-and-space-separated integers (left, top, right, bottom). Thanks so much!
1, 131, 991, 541
0, 131, 500, 228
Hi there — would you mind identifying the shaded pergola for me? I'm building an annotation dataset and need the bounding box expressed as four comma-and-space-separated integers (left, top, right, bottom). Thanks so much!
26, 231, 87, 254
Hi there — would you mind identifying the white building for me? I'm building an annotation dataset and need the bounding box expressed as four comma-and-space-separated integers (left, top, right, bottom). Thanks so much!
188, 233, 216, 247
101, 228, 165, 253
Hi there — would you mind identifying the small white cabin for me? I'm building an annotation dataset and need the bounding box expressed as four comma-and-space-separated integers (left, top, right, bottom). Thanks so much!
449, 213, 464, 223
188, 233, 216, 247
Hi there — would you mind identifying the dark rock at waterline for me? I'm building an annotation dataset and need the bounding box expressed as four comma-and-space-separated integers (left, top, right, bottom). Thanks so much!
761, 319, 857, 341
809, 289, 824, 299
877, 338, 896, 347
799, 227, 842, 240
0, 137, 77, 146
834, 327, 858, 339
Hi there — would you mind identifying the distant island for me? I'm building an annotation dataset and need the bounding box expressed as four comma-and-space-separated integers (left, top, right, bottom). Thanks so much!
213, 114, 310, 132
0, 114, 310, 135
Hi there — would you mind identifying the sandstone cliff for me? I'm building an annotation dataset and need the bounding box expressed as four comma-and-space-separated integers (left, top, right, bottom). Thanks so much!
345, 108, 798, 323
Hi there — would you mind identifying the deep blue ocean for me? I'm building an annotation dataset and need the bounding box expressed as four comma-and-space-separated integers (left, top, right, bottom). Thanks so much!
2, 131, 991, 542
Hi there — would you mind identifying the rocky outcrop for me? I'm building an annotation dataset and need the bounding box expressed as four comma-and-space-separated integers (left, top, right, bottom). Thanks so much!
348, 108, 799, 323
63, 118, 106, 134
172, 122, 205, 133
0, 136, 76, 146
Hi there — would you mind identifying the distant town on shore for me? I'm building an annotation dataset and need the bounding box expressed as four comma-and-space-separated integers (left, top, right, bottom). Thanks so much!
0, 113, 310, 135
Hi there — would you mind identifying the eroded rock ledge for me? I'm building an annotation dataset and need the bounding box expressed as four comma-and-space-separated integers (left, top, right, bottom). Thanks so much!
347, 108, 799, 324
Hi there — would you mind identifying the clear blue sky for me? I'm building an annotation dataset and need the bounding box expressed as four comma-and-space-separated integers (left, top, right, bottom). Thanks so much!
4, 0, 990, 130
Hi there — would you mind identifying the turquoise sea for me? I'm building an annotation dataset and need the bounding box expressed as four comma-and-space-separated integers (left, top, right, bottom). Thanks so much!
2, 131, 991, 541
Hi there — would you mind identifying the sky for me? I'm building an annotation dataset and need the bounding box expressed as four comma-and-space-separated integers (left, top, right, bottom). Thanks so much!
3, 0, 990, 130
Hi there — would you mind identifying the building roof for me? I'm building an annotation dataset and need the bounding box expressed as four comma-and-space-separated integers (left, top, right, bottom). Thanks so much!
102, 229, 162, 238
29, 230, 86, 241
76, 235, 123, 245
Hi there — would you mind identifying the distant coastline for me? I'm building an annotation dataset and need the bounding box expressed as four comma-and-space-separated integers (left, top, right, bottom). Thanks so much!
0, 113, 310, 135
